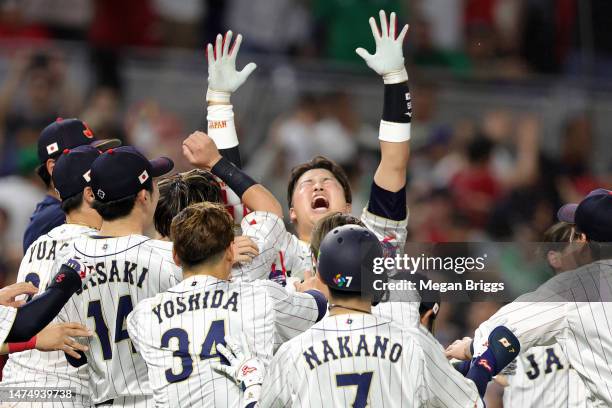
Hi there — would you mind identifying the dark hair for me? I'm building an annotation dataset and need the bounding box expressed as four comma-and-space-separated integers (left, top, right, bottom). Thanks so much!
154, 169, 222, 238
287, 156, 352, 208
328, 287, 363, 302
171, 202, 234, 269
467, 135, 494, 164
92, 184, 153, 222
60, 192, 84, 214
36, 163, 52, 188
310, 212, 365, 259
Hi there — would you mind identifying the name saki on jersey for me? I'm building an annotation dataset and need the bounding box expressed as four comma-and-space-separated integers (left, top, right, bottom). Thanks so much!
302, 334, 403, 370
152, 289, 239, 323
77, 260, 149, 293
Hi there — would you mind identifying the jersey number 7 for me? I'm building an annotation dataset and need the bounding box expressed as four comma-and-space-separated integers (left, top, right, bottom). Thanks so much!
336, 371, 373, 408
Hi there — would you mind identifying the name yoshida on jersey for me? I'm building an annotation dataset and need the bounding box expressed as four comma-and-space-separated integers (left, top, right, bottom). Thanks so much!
2, 223, 96, 407
57, 234, 181, 404
127, 275, 323, 408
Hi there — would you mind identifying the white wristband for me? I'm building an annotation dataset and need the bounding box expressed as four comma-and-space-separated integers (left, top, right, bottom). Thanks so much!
206, 89, 231, 103
207, 104, 239, 149
379, 120, 411, 143
383, 68, 409, 85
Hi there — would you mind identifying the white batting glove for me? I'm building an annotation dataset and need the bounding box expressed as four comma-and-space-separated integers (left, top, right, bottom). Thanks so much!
206, 31, 257, 103
213, 334, 265, 390
356, 10, 409, 84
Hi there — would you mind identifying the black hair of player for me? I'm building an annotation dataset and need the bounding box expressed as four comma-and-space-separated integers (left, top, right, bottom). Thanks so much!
287, 155, 352, 208
92, 184, 153, 222
60, 192, 84, 214
36, 163, 52, 188
327, 286, 363, 302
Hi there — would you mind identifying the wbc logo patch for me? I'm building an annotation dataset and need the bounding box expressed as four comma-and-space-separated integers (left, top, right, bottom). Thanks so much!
46, 142, 59, 155
139, 170, 149, 184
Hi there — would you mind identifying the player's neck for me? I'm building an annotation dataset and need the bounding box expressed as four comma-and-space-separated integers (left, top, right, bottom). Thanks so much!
296, 223, 312, 243
66, 209, 101, 230
328, 298, 372, 316
47, 186, 60, 199
98, 215, 145, 237
183, 263, 231, 281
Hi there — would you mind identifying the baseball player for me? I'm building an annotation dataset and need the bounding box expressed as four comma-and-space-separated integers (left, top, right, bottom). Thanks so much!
126, 200, 326, 407
2, 145, 105, 407
153, 168, 259, 266
498, 221, 591, 408
56, 146, 176, 407
24, 118, 119, 252
446, 189, 612, 407
0, 261, 91, 360
216, 225, 520, 407
204, 11, 411, 285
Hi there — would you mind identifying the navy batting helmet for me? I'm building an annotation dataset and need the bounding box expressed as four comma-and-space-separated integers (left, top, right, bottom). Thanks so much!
317, 224, 384, 299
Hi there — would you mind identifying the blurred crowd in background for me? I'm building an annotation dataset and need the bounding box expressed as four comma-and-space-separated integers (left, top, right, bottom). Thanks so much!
0, 1, 611, 405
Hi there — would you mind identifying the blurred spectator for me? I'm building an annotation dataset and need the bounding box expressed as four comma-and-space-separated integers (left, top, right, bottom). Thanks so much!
81, 86, 126, 143
224, 0, 311, 55
0, 0, 50, 43
19, 0, 92, 41
0, 50, 79, 175
313, 0, 401, 62
153, 0, 205, 48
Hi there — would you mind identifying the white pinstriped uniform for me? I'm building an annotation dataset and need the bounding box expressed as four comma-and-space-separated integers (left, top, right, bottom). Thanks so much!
473, 260, 612, 407
2, 223, 95, 408
126, 212, 322, 408
56, 234, 182, 407
504, 344, 591, 408
0, 305, 17, 344
259, 314, 481, 408
240, 206, 408, 287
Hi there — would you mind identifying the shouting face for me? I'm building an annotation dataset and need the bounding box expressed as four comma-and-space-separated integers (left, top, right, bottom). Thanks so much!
289, 168, 351, 241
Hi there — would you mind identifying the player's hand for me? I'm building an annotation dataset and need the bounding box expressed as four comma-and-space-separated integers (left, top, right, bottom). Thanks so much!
445, 337, 473, 361
232, 236, 259, 265
356, 10, 409, 84
35, 322, 92, 359
294, 270, 330, 299
0, 282, 38, 307
213, 334, 265, 389
182, 131, 222, 170
206, 31, 257, 102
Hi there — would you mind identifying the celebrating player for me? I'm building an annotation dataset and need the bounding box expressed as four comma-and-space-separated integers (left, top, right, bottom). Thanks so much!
2, 144, 105, 406
127, 201, 326, 407
24, 118, 120, 252
216, 225, 519, 407
446, 189, 612, 406
203, 11, 411, 284
56, 146, 176, 407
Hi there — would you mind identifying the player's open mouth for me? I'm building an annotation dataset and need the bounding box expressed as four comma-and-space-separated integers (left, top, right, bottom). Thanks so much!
311, 196, 329, 213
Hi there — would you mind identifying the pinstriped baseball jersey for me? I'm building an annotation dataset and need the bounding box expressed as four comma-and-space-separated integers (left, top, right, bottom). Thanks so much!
504, 344, 591, 408
473, 260, 612, 407
372, 301, 421, 328
126, 275, 321, 408
259, 314, 480, 408
2, 223, 95, 407
56, 234, 182, 405
250, 206, 409, 286
0, 305, 17, 345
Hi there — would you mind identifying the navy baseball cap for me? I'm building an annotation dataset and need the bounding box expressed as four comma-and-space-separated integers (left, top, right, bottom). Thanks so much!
91, 146, 174, 202
52, 145, 101, 200
317, 225, 383, 293
37, 118, 120, 164
558, 188, 612, 242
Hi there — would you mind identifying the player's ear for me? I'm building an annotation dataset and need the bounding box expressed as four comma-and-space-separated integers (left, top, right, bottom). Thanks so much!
289, 207, 297, 223
46, 158, 56, 177
547, 250, 562, 271
172, 248, 182, 267
83, 186, 95, 205
420, 310, 434, 329
136, 189, 148, 204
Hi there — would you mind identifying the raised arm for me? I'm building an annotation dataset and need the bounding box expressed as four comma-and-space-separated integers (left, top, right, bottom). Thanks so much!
183, 131, 283, 218
356, 11, 411, 219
